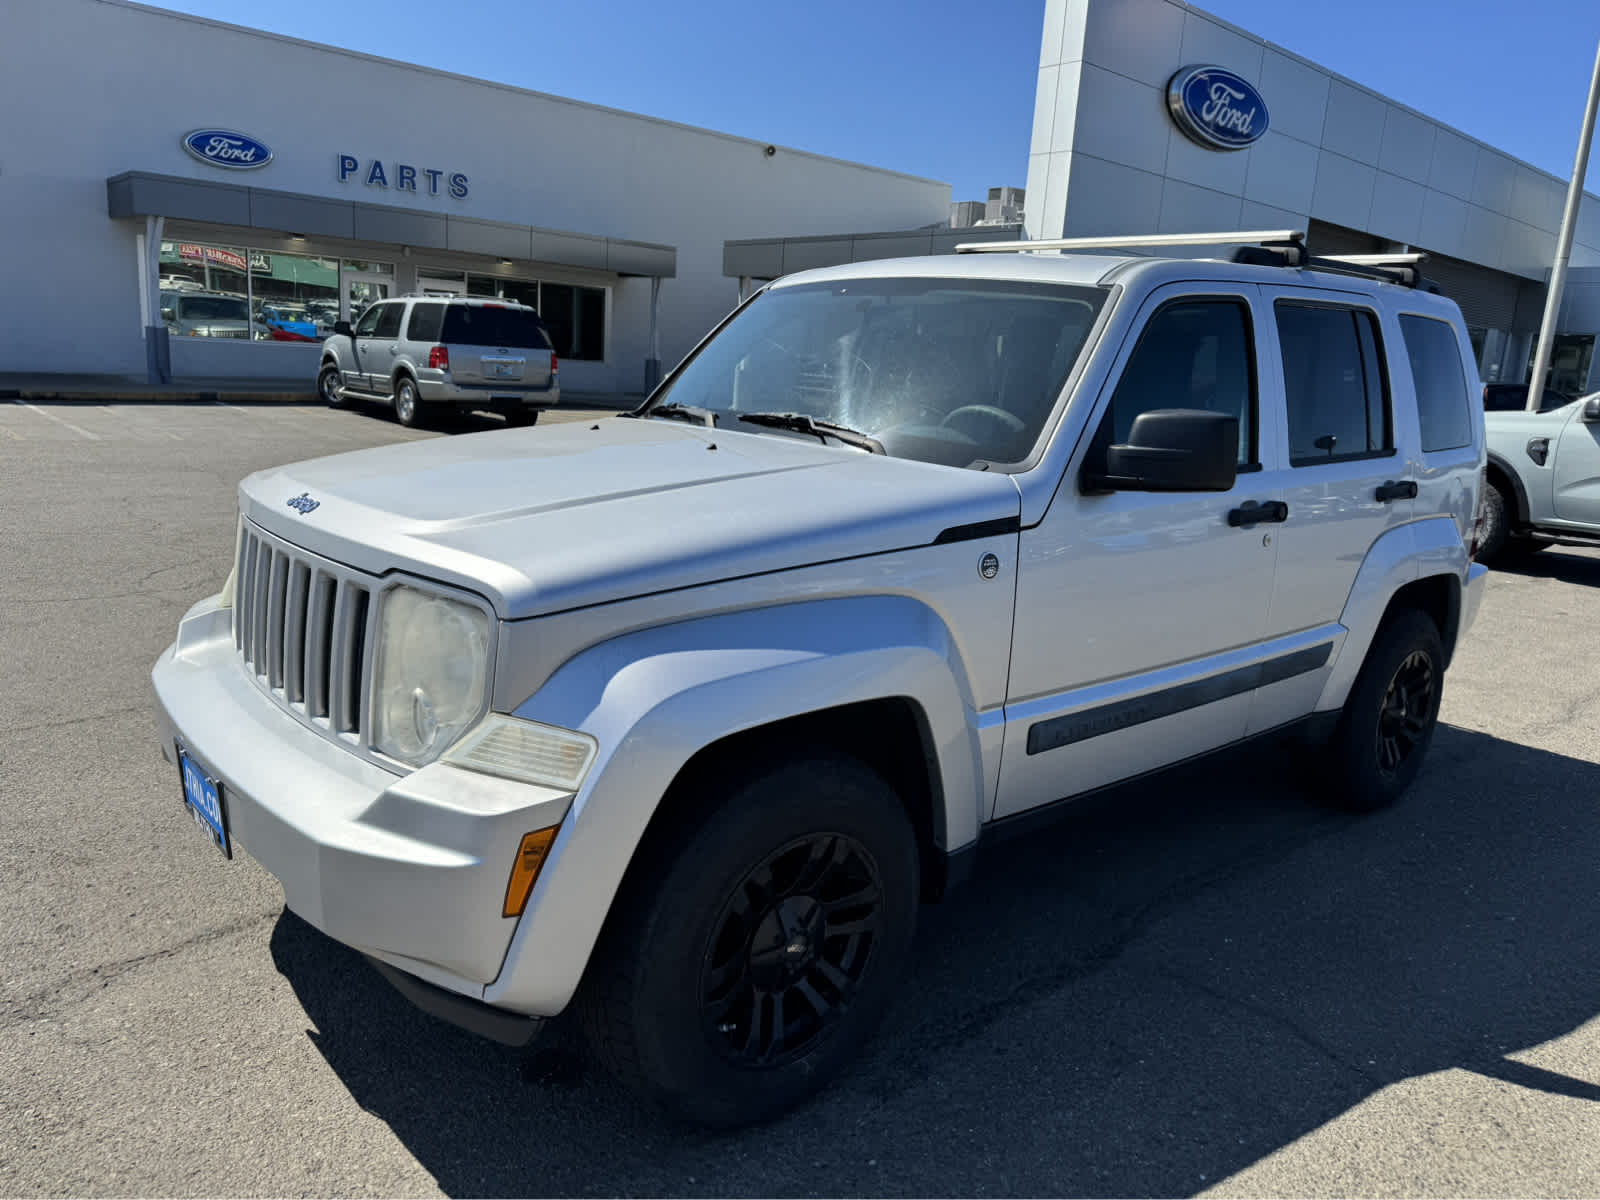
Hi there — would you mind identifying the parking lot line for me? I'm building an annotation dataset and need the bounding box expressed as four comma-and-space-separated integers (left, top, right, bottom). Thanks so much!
12, 400, 99, 440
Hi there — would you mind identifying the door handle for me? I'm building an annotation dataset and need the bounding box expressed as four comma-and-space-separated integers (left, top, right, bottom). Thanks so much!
1375, 480, 1418, 502
1227, 500, 1289, 527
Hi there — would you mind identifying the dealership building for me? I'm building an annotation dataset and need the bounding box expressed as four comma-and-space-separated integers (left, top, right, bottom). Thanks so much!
3, 0, 950, 393
8, 0, 1600, 397
730, 0, 1600, 397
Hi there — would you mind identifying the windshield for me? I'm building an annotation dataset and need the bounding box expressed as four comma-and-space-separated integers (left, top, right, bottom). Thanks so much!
649, 277, 1107, 466
178, 296, 248, 321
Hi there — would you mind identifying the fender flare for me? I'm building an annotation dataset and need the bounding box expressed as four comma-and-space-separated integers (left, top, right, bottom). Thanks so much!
1315, 516, 1466, 712
1485, 449, 1531, 524
483, 594, 985, 1015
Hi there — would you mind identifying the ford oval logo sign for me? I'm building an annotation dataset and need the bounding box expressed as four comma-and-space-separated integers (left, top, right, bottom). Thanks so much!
182, 129, 273, 170
1166, 66, 1268, 151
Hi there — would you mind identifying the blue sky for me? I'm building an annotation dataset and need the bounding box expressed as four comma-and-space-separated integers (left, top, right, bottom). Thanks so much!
153, 0, 1599, 201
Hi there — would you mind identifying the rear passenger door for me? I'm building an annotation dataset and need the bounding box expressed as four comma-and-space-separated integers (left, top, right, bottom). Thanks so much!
1397, 312, 1481, 543
1247, 286, 1412, 733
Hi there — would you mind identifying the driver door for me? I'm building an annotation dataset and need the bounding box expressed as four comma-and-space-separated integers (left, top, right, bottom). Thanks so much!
348, 302, 384, 391
995, 284, 1284, 818
1552, 402, 1600, 526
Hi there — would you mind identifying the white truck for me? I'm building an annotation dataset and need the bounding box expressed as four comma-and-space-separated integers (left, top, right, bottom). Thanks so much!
153, 231, 1488, 1126
1479, 391, 1600, 561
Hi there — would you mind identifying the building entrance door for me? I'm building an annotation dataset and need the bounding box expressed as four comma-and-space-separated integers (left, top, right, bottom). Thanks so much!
342, 270, 392, 322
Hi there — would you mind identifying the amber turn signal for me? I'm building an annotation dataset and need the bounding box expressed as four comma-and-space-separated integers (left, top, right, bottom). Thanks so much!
502, 826, 560, 918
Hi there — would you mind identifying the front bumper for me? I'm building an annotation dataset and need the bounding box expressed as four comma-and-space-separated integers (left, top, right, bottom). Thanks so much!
151, 595, 575, 1009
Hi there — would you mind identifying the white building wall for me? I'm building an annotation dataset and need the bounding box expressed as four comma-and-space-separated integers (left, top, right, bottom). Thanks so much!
1026, 0, 1600, 279
0, 0, 950, 386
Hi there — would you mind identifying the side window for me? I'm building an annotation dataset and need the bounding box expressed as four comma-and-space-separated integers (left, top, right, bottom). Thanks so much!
1276, 302, 1392, 466
407, 303, 445, 343
372, 303, 405, 339
1400, 315, 1473, 452
1097, 297, 1257, 470
353, 304, 384, 337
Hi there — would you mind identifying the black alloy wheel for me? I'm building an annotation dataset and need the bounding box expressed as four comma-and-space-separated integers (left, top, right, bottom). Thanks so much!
1318, 609, 1444, 812
699, 832, 883, 1069
578, 753, 918, 1128
1375, 649, 1436, 776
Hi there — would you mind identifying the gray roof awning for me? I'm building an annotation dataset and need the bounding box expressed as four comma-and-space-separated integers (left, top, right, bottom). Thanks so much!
723, 223, 1023, 278
108, 171, 675, 278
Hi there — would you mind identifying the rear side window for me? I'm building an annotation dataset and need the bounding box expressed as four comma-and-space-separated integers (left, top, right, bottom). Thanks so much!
371, 303, 404, 339
1400, 315, 1473, 451
407, 303, 445, 342
441, 305, 553, 350
1276, 303, 1392, 466
1100, 297, 1257, 469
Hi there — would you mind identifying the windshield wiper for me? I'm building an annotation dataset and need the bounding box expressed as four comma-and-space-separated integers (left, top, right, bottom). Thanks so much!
736, 411, 885, 454
641, 402, 719, 428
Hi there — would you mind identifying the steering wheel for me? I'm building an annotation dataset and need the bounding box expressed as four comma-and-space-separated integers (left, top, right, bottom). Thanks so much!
940, 404, 1027, 439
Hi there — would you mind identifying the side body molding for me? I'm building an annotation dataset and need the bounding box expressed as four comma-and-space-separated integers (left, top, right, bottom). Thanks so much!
484, 595, 986, 1016
1315, 516, 1467, 712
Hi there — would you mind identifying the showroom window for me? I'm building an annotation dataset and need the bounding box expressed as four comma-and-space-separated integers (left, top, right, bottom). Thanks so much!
418, 268, 467, 296
250, 250, 340, 340
464, 274, 605, 360
539, 282, 606, 361
159, 241, 344, 340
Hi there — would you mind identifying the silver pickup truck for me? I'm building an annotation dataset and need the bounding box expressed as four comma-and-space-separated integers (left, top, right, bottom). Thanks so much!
153, 231, 1487, 1127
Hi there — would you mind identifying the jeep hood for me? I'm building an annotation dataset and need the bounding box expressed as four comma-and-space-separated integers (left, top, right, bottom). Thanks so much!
238, 416, 1022, 618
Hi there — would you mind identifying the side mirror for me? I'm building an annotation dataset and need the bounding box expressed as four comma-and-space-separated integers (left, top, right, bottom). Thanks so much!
334, 320, 353, 337
1087, 409, 1239, 493
160, 307, 175, 322
1581, 395, 1600, 423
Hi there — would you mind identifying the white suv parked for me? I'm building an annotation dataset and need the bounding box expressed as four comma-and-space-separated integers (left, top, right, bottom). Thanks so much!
152, 232, 1487, 1126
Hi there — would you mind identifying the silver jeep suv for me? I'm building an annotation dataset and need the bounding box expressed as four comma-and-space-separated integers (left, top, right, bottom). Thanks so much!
318, 295, 560, 427
154, 231, 1486, 1127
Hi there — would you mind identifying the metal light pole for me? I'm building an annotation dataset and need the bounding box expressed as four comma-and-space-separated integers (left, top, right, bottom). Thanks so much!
1525, 35, 1600, 410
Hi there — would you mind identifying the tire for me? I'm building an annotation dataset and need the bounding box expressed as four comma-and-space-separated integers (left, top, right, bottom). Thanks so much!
1317, 609, 1445, 813
1477, 481, 1512, 563
318, 363, 346, 408
392, 375, 425, 428
577, 753, 919, 1128
503, 408, 540, 428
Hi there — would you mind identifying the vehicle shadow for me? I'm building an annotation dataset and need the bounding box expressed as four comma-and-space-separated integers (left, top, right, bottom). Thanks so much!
1490, 545, 1600, 585
270, 724, 1600, 1197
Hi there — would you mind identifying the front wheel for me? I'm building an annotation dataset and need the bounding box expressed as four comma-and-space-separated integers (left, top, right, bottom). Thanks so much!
1477, 482, 1513, 562
1317, 610, 1444, 812
578, 754, 919, 1127
318, 363, 346, 408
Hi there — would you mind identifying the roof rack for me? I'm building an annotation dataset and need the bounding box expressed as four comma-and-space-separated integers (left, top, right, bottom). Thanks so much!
953, 230, 1306, 255
952, 229, 1436, 289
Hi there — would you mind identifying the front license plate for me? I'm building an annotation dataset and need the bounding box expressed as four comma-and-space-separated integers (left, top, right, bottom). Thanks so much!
178, 747, 231, 858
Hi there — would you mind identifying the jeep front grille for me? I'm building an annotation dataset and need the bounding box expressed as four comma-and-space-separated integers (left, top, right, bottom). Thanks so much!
234, 521, 375, 744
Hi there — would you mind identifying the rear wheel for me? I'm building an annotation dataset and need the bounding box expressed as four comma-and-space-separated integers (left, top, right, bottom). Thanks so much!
578, 754, 919, 1128
392, 376, 424, 428
503, 408, 540, 428
1318, 609, 1444, 812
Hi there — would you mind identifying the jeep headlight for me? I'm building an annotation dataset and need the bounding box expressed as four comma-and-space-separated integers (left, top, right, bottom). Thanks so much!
372, 586, 490, 766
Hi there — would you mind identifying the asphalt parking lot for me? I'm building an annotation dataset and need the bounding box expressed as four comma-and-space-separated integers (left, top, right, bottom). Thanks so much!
3, 397, 1599, 1198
